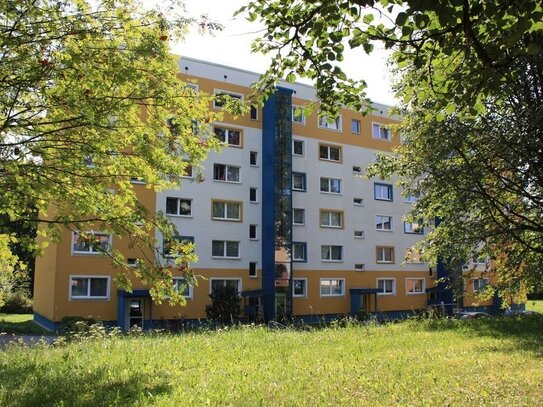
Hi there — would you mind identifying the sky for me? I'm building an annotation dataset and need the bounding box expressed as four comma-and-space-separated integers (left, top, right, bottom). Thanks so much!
174, 0, 397, 106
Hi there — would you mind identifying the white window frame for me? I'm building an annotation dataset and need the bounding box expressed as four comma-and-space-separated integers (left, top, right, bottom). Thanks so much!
213, 163, 240, 183
320, 210, 343, 228
292, 242, 307, 262
292, 278, 308, 298
320, 278, 345, 297
292, 105, 306, 124
321, 245, 343, 262
354, 230, 365, 239
69, 275, 111, 300
213, 89, 243, 109
406, 278, 425, 295
351, 119, 361, 134
214, 126, 242, 147
377, 278, 396, 295
293, 208, 305, 225
473, 278, 489, 293
319, 144, 342, 162
318, 115, 342, 131
71, 231, 111, 255
212, 200, 242, 222
320, 177, 342, 194
209, 278, 242, 294
372, 122, 391, 141
376, 246, 395, 264
293, 172, 307, 192
211, 240, 240, 259
173, 277, 193, 299
404, 193, 418, 203
404, 221, 423, 234
353, 197, 364, 206
292, 139, 305, 156
165, 197, 192, 217
376, 215, 393, 231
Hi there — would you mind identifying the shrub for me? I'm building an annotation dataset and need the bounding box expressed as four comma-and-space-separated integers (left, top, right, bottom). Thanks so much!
59, 316, 97, 334
205, 284, 241, 324
0, 291, 33, 314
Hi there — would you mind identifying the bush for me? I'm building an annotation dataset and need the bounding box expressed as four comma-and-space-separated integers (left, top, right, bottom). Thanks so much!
0, 291, 33, 314
205, 284, 241, 324
59, 316, 97, 334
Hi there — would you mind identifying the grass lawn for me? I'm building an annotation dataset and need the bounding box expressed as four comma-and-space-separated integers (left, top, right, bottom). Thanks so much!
0, 313, 49, 335
1, 317, 542, 406
526, 299, 543, 313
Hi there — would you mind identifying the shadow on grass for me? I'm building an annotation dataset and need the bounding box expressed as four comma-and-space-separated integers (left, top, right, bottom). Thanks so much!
0, 357, 173, 406
418, 315, 543, 356
0, 319, 48, 335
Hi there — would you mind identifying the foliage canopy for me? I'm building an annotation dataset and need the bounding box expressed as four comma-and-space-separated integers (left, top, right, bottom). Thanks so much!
243, 0, 543, 292
0, 0, 229, 303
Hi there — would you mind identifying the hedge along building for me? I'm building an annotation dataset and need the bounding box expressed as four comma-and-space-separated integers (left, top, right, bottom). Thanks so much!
33, 57, 509, 331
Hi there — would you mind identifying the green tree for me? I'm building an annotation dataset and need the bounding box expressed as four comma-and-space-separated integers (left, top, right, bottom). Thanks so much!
205, 284, 241, 324
243, 0, 543, 293
0, 0, 235, 304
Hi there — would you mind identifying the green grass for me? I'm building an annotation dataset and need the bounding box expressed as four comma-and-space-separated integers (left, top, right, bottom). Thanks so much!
1, 317, 542, 406
0, 313, 49, 335
526, 299, 543, 313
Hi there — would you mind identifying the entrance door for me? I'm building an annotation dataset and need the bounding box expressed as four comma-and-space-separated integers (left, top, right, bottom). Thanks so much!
127, 298, 144, 329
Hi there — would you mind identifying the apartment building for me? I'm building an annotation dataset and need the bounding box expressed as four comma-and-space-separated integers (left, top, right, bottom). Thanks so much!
33, 57, 504, 330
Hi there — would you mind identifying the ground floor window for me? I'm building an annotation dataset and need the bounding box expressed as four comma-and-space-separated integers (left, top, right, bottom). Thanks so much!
173, 277, 193, 299
377, 278, 396, 295
406, 278, 425, 294
210, 278, 241, 294
293, 279, 307, 298
320, 278, 345, 297
70, 275, 110, 300
473, 278, 489, 293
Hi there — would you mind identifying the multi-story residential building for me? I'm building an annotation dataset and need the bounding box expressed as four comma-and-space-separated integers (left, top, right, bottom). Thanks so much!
33, 57, 512, 331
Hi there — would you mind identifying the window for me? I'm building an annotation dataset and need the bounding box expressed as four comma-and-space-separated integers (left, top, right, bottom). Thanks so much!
293, 208, 305, 225
473, 255, 487, 265
292, 242, 307, 262
292, 106, 305, 124
164, 236, 194, 258
354, 230, 365, 239
250, 105, 258, 120
351, 119, 361, 134
214, 90, 243, 108
376, 246, 395, 263
406, 278, 425, 295
405, 248, 424, 264
473, 278, 489, 293
352, 166, 362, 174
166, 197, 192, 217
318, 115, 342, 131
249, 187, 258, 203
354, 263, 365, 271
353, 197, 364, 206
292, 140, 304, 156
293, 279, 307, 297
293, 172, 307, 191
173, 277, 193, 299
404, 221, 423, 234
130, 177, 146, 184
214, 126, 242, 147
72, 232, 111, 255
320, 177, 342, 194
181, 162, 193, 178
212, 240, 240, 258
321, 245, 343, 262
213, 164, 240, 183
374, 183, 393, 201
249, 224, 257, 239
320, 210, 343, 228
404, 193, 419, 203
70, 276, 110, 300
127, 258, 138, 267
376, 215, 393, 231
377, 278, 396, 295
320, 278, 345, 296
210, 278, 241, 293
250, 151, 258, 166
319, 144, 342, 162
212, 200, 241, 221
372, 123, 391, 140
